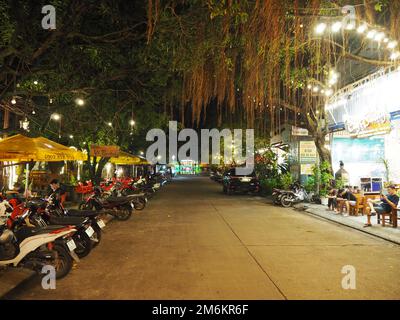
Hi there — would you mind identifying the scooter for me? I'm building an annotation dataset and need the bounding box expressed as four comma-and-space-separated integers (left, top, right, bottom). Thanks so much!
45, 193, 105, 248
14, 199, 95, 259
80, 187, 135, 221
280, 187, 320, 208
0, 209, 79, 279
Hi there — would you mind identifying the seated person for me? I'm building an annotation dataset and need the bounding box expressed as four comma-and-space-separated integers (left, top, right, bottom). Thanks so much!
364, 185, 399, 227
336, 188, 348, 214
345, 187, 358, 214
47, 179, 67, 207
327, 188, 338, 212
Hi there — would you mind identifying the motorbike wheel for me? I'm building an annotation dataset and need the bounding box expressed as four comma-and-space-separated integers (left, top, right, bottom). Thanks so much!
91, 224, 102, 248
73, 231, 92, 258
51, 244, 73, 279
112, 207, 133, 221
281, 195, 293, 208
134, 199, 146, 211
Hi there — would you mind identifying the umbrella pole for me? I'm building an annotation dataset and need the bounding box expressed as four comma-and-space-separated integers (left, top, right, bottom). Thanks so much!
25, 162, 29, 197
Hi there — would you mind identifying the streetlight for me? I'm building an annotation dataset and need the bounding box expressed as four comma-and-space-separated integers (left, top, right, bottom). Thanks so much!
69, 135, 74, 139
129, 119, 135, 126
33, 80, 38, 85
11, 98, 16, 105
107, 122, 112, 127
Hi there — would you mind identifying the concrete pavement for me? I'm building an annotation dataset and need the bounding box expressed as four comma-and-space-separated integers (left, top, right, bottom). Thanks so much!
3, 176, 400, 300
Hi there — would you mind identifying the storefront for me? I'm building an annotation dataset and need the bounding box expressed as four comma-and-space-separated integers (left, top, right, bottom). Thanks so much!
326, 67, 400, 189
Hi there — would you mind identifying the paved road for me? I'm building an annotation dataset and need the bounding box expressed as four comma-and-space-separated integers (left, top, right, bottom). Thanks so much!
8, 176, 400, 300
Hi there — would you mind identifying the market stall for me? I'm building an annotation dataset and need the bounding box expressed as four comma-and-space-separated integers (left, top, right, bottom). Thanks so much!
0, 134, 86, 194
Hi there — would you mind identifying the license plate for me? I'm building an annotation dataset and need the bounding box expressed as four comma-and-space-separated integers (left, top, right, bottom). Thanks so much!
97, 219, 106, 229
85, 226, 95, 237
67, 239, 77, 252
240, 177, 251, 182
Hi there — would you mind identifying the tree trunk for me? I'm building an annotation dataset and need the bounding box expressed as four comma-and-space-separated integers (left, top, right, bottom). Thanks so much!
314, 134, 331, 167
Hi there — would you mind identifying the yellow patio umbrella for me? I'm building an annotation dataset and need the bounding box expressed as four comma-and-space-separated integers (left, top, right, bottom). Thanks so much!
0, 134, 86, 193
110, 151, 142, 165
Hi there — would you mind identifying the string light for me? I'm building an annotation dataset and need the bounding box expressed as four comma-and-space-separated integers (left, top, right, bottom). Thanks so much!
75, 98, 85, 106
357, 24, 368, 34
374, 32, 385, 42
366, 30, 377, 39
390, 52, 400, 60
331, 22, 342, 33
388, 41, 398, 49
315, 23, 327, 34
51, 113, 61, 121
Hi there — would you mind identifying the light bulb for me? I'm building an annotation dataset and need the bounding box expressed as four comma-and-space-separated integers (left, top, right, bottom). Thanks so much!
390, 52, 400, 60
315, 23, 327, 34
51, 113, 61, 121
331, 22, 342, 33
388, 41, 398, 49
75, 98, 85, 106
357, 24, 367, 34
367, 30, 376, 39
374, 32, 385, 42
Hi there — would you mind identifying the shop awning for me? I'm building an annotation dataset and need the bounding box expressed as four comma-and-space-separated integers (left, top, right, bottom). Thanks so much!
110, 151, 142, 165
0, 134, 86, 162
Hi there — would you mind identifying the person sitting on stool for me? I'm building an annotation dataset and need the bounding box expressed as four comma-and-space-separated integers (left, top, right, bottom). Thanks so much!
364, 185, 399, 227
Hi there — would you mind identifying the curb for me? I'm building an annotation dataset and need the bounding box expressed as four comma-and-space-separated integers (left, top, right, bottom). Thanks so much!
0, 269, 36, 300
297, 205, 400, 246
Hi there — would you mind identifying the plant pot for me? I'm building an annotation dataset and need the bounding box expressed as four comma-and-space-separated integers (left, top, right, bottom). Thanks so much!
320, 197, 329, 206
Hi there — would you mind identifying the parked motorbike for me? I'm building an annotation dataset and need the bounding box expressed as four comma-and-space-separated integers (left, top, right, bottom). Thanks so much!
79, 187, 134, 221
45, 192, 105, 248
19, 199, 95, 259
0, 209, 79, 279
108, 181, 148, 211
280, 186, 320, 208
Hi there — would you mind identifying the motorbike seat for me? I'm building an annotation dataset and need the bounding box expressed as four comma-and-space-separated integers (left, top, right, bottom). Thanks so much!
126, 193, 145, 199
48, 216, 88, 226
67, 209, 99, 218
15, 225, 68, 243
105, 197, 131, 204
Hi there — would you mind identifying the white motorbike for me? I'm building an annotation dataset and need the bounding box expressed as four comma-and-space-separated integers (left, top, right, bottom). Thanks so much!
0, 209, 79, 279
280, 187, 320, 208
